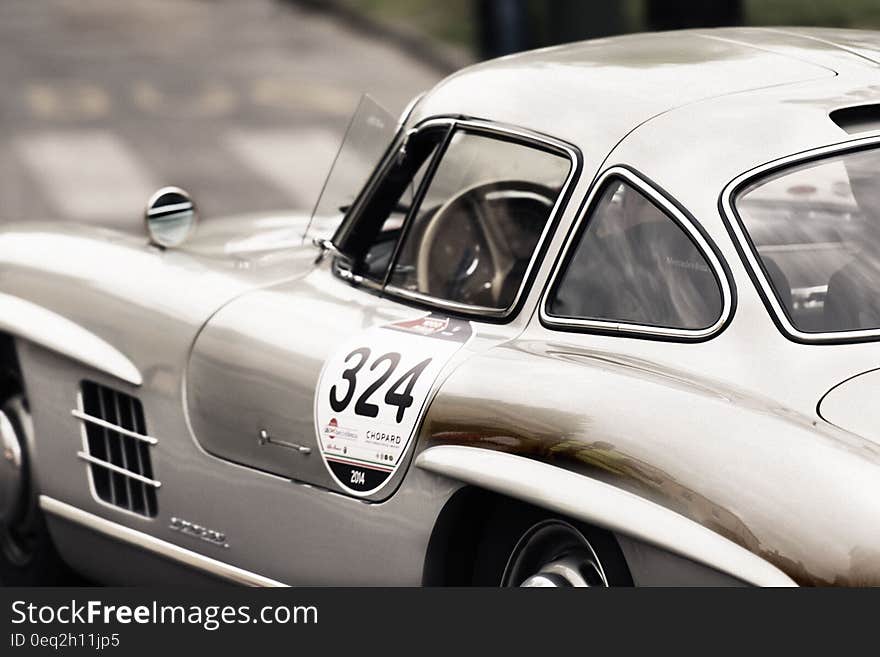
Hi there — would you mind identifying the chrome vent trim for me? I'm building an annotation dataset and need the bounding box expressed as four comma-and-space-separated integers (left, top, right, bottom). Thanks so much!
76, 381, 158, 517
75, 452, 161, 488
71, 409, 158, 445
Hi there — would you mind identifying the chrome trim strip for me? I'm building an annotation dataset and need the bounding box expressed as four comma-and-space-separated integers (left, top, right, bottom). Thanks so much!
0, 292, 142, 386
539, 166, 733, 339
71, 409, 158, 445
416, 446, 797, 587
40, 496, 286, 587
383, 285, 508, 318
720, 134, 880, 343
76, 452, 162, 488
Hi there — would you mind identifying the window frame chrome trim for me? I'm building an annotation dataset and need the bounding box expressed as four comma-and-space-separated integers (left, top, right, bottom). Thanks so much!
381, 285, 510, 317
335, 116, 582, 323
396, 91, 425, 130
540, 166, 734, 340
721, 134, 880, 344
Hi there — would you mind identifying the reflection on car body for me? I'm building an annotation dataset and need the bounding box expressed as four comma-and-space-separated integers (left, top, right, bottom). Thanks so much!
4, 28, 880, 587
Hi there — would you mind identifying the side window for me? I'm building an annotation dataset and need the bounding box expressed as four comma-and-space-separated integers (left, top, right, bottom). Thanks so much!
347, 127, 447, 283
547, 179, 723, 330
360, 139, 442, 281
387, 130, 571, 310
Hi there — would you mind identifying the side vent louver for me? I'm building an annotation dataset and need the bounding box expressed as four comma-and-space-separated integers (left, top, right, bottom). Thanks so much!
75, 381, 158, 517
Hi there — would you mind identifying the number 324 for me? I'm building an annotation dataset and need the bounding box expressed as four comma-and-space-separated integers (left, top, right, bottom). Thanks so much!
329, 347, 432, 423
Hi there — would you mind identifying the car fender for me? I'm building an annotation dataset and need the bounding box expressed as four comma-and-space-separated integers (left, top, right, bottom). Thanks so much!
0, 292, 142, 386
418, 339, 880, 586
416, 445, 795, 586
0, 220, 316, 387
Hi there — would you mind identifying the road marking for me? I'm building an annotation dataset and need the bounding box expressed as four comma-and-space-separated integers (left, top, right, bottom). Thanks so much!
223, 127, 342, 210
25, 82, 110, 120
131, 80, 238, 118
251, 78, 359, 115
12, 131, 156, 222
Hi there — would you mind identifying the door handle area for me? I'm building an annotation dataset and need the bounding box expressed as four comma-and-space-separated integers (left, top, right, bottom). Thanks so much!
258, 429, 312, 455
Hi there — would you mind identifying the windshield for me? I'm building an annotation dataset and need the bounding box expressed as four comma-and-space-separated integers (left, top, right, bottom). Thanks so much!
304, 94, 397, 243
736, 146, 880, 334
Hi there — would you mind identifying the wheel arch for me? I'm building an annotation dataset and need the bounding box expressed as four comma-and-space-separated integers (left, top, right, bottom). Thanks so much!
417, 445, 797, 587
422, 485, 632, 586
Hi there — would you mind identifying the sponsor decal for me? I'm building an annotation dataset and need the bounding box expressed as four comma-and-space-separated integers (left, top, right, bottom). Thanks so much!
314, 314, 472, 496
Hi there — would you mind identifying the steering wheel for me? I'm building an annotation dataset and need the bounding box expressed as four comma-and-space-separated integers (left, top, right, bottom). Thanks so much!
415, 180, 556, 307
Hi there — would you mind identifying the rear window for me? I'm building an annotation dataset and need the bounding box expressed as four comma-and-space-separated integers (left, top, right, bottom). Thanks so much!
735, 147, 880, 333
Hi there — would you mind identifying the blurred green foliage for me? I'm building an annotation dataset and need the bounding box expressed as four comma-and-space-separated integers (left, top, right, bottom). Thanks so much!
339, 0, 880, 52
747, 0, 880, 27
335, 0, 476, 47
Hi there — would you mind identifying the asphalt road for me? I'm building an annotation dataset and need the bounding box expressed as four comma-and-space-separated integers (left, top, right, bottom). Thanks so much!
0, 0, 444, 230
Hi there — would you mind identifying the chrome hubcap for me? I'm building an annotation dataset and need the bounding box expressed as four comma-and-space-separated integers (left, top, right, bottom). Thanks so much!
503, 520, 608, 587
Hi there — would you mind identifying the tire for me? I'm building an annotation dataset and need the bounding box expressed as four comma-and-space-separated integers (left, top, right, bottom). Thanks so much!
0, 506, 74, 586
472, 498, 633, 587
0, 382, 80, 585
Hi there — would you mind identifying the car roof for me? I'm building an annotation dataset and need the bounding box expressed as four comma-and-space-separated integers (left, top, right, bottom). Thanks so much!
412, 28, 880, 181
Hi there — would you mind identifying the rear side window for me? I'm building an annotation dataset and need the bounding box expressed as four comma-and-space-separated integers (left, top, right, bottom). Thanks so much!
547, 179, 723, 330
735, 146, 880, 334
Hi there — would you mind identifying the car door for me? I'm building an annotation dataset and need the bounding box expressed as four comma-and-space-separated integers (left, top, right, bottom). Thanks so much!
186, 117, 578, 501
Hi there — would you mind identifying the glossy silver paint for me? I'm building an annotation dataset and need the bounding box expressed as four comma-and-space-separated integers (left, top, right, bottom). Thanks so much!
3, 28, 880, 586
186, 118, 579, 495
40, 496, 284, 586
2, 218, 459, 585
819, 368, 880, 439
0, 292, 141, 386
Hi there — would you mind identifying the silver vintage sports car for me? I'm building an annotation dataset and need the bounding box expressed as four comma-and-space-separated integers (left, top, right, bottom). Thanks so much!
4, 27, 880, 587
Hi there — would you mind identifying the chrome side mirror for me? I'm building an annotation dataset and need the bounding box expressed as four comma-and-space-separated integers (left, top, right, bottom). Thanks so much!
145, 186, 198, 248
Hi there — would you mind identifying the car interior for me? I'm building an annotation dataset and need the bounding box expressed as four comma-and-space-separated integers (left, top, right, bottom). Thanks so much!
737, 147, 880, 333
548, 180, 723, 330
351, 126, 570, 311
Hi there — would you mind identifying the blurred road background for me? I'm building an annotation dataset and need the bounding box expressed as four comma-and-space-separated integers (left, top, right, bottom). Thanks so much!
0, 0, 442, 230
2, 0, 880, 232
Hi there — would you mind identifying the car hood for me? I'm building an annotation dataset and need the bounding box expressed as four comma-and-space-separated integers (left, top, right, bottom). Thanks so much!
180, 211, 339, 261
819, 369, 880, 441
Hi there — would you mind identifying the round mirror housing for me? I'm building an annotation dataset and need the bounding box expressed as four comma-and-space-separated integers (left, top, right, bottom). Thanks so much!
145, 186, 198, 248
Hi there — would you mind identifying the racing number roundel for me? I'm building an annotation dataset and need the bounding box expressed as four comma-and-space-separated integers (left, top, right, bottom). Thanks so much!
315, 314, 472, 496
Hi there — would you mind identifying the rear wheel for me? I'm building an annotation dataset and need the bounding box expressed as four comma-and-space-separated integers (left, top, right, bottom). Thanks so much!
472, 498, 632, 587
